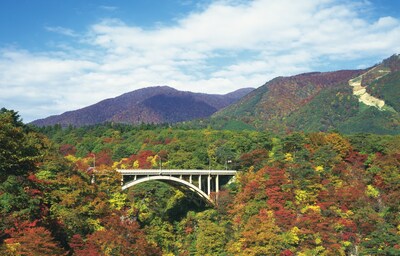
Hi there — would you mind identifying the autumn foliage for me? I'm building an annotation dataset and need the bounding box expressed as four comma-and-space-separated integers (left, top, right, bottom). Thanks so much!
1, 109, 400, 255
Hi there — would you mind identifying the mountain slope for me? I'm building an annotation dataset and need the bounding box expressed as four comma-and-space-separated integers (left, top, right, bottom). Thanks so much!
214, 54, 400, 134
31, 86, 254, 127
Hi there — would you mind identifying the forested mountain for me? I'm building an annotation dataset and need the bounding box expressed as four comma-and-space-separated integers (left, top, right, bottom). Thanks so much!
214, 54, 400, 134
31, 86, 253, 127
1, 109, 400, 255
31, 55, 400, 134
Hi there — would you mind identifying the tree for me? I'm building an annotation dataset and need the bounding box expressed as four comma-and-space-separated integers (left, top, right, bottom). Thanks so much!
83, 213, 161, 255
0, 109, 45, 181
195, 219, 226, 256
3, 221, 65, 255
228, 210, 284, 255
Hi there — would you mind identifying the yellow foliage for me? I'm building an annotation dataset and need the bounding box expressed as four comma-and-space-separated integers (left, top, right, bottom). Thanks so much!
203, 130, 212, 137
227, 210, 283, 256
315, 165, 324, 172
150, 155, 160, 167
344, 210, 354, 217
65, 154, 78, 163
112, 161, 119, 169
291, 226, 300, 234
301, 205, 321, 214
366, 185, 380, 198
86, 218, 104, 231
112, 158, 129, 169
331, 176, 343, 188
333, 222, 344, 232
295, 190, 308, 205
133, 160, 139, 169
268, 151, 275, 158
284, 153, 294, 162
325, 133, 351, 157
342, 241, 352, 247
108, 192, 127, 210
162, 160, 170, 168
331, 206, 344, 216
5, 242, 20, 254
298, 246, 326, 256
282, 227, 300, 245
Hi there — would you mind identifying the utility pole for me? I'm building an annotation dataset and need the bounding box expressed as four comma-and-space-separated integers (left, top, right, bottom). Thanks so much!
90, 153, 96, 184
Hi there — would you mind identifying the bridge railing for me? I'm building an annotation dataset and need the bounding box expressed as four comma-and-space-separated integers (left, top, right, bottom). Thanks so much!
116, 169, 237, 176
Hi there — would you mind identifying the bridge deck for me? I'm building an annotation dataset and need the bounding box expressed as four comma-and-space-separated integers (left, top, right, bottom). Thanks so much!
117, 169, 237, 176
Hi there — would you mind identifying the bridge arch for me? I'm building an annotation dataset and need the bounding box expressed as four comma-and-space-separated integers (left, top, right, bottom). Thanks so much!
122, 175, 213, 205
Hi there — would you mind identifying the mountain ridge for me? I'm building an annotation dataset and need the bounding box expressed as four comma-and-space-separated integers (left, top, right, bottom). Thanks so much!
31, 86, 254, 127
213, 54, 400, 134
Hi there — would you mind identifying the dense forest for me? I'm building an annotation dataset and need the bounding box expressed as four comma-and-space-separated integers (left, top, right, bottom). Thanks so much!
1, 108, 400, 255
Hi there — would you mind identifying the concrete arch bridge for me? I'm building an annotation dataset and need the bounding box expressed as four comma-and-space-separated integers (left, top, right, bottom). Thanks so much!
117, 169, 237, 205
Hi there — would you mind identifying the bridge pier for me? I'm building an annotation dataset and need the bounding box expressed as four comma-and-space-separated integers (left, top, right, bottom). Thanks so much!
208, 175, 211, 195
216, 175, 219, 193
198, 175, 202, 190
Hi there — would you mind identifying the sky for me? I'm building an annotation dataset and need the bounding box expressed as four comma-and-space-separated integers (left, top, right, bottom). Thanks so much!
0, 0, 400, 122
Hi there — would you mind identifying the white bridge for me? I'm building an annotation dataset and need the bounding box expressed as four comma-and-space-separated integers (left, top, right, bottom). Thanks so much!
117, 169, 237, 205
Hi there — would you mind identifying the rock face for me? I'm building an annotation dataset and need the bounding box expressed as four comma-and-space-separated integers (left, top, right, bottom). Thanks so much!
31, 86, 254, 127
214, 55, 400, 134
348, 67, 389, 109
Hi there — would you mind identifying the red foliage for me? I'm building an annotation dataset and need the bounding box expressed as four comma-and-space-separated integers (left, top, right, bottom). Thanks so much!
281, 249, 294, 256
5, 221, 65, 255
81, 213, 161, 255
158, 149, 168, 161
137, 150, 156, 169
164, 138, 173, 144
102, 137, 113, 143
73, 158, 90, 171
239, 148, 268, 169
59, 144, 77, 156
95, 149, 113, 167
344, 151, 367, 168
336, 184, 366, 209
69, 234, 98, 256
373, 175, 385, 189
264, 167, 295, 229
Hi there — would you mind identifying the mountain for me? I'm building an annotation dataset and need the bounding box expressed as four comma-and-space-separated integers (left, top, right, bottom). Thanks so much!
214, 54, 400, 134
31, 86, 254, 127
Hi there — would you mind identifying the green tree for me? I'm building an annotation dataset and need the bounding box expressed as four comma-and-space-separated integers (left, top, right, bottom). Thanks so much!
0, 108, 45, 181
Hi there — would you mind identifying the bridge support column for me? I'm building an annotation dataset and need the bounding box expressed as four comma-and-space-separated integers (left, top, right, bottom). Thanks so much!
198, 175, 202, 190
216, 175, 219, 193
207, 175, 211, 196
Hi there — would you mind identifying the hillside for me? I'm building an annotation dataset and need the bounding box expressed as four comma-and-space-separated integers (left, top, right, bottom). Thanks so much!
214, 54, 400, 134
31, 86, 253, 127
21, 118, 400, 255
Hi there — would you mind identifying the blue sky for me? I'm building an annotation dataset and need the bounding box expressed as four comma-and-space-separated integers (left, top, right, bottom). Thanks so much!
1, 0, 400, 122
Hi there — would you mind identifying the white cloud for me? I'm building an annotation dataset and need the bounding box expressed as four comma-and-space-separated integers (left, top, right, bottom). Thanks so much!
1, 0, 400, 122
99, 5, 118, 11
45, 26, 78, 37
